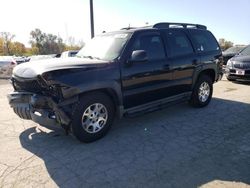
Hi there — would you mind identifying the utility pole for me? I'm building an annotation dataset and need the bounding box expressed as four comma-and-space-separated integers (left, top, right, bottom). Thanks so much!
90, 0, 95, 38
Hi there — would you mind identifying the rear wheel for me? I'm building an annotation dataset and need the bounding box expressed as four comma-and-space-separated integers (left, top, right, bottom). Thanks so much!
71, 92, 115, 143
189, 75, 213, 108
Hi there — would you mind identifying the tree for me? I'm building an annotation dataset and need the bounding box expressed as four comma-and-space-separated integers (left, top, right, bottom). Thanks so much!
30, 29, 46, 54
64, 36, 84, 51
30, 28, 67, 54
0, 32, 15, 55
57, 37, 66, 53
0, 37, 4, 55
219, 38, 234, 51
0, 29, 84, 56
25, 47, 39, 56
78, 40, 85, 48
30, 46, 39, 55
67, 36, 76, 47
10, 42, 26, 56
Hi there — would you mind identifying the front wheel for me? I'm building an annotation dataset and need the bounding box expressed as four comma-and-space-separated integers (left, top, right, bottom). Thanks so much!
71, 92, 115, 143
189, 75, 213, 108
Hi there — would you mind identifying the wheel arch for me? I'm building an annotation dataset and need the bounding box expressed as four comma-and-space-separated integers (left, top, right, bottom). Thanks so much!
193, 68, 216, 89
75, 82, 123, 118
79, 88, 121, 107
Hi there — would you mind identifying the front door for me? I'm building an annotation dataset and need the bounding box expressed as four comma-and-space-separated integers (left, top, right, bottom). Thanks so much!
121, 32, 172, 109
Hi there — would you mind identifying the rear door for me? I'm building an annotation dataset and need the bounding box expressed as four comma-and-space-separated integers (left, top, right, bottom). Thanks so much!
163, 29, 197, 93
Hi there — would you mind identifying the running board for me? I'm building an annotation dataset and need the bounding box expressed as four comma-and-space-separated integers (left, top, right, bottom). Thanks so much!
124, 92, 192, 117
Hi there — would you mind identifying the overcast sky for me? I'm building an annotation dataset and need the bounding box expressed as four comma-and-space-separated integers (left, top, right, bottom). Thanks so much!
1, 0, 249, 46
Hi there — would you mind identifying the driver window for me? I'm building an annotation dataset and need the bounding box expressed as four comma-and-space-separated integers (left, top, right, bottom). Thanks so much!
131, 35, 165, 60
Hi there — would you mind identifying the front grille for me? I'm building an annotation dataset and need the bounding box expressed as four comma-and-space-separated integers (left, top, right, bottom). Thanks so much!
245, 70, 250, 74
12, 78, 43, 93
234, 63, 250, 69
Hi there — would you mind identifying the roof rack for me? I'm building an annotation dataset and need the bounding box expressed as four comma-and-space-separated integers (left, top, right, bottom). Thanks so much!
153, 22, 207, 30
120, 27, 138, 30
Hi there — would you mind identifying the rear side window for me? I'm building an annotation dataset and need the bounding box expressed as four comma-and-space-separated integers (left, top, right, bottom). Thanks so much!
131, 35, 165, 60
189, 30, 220, 52
164, 30, 194, 57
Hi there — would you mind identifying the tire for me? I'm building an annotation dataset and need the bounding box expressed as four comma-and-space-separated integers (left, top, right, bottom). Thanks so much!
189, 75, 213, 108
71, 92, 115, 143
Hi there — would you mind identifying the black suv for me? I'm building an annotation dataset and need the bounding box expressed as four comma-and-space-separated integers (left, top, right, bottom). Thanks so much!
8, 22, 223, 143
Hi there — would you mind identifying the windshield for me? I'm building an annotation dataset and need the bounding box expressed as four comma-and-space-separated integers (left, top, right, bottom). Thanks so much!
77, 33, 130, 61
224, 46, 245, 54
239, 45, 250, 56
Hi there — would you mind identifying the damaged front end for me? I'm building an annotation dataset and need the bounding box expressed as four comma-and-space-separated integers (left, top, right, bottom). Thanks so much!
8, 75, 77, 132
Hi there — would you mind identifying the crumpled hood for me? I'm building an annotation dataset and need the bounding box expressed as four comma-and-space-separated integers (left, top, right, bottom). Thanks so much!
13, 57, 109, 79
231, 55, 250, 63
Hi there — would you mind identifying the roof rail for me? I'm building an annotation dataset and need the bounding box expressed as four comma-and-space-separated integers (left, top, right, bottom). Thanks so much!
120, 25, 151, 30
120, 27, 137, 30
153, 22, 207, 30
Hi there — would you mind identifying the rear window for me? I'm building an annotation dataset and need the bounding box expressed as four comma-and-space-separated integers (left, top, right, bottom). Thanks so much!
165, 30, 194, 57
189, 30, 220, 52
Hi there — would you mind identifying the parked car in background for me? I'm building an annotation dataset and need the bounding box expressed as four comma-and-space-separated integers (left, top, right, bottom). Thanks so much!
27, 55, 56, 62
13, 56, 29, 64
0, 56, 16, 67
222, 46, 246, 65
0, 56, 17, 77
54, 54, 61, 58
60, 50, 79, 58
225, 45, 250, 81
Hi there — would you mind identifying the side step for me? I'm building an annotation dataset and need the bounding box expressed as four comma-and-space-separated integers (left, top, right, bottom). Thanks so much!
124, 92, 192, 117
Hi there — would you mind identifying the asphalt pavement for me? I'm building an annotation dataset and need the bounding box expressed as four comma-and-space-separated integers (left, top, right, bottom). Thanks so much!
0, 78, 250, 188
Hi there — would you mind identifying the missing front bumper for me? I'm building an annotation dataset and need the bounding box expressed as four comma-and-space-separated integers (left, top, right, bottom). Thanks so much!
7, 92, 71, 128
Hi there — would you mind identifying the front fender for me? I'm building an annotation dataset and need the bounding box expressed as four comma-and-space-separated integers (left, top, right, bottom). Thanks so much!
61, 81, 123, 106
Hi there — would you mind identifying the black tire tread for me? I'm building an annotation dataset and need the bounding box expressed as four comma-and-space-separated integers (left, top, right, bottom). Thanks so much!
189, 75, 213, 108
71, 92, 115, 143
